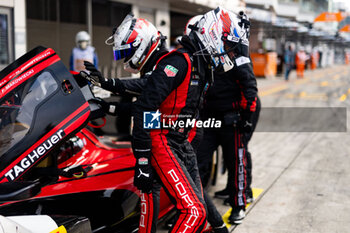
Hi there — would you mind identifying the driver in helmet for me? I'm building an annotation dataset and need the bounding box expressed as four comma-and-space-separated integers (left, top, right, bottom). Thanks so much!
70, 31, 98, 72
83, 14, 209, 233
83, 7, 255, 231
190, 9, 258, 224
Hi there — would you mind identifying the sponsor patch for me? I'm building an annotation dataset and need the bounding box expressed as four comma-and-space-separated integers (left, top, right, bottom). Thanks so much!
235, 56, 251, 66
209, 29, 218, 41
138, 157, 149, 165
220, 56, 225, 64
190, 80, 199, 86
164, 65, 178, 77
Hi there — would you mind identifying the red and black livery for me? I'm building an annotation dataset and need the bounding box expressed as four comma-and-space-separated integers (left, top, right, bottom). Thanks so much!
0, 46, 90, 183
0, 47, 175, 232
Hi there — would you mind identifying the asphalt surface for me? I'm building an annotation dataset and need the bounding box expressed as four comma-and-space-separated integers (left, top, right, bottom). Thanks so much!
234, 65, 350, 233
158, 64, 350, 233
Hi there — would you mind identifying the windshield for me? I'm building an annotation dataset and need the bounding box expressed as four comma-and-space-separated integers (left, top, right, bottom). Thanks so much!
0, 71, 58, 156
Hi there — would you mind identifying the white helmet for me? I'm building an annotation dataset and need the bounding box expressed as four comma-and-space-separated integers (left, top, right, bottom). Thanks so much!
184, 15, 203, 36
105, 14, 162, 74
191, 7, 250, 72
75, 31, 91, 49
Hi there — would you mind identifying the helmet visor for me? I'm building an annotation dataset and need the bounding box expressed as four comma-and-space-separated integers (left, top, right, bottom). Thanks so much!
113, 43, 134, 61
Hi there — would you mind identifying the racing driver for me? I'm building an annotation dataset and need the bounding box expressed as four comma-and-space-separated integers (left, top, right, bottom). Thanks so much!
83, 8, 249, 232
83, 14, 208, 233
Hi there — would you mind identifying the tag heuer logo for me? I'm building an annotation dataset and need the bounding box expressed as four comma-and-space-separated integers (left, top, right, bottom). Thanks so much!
138, 157, 149, 165
164, 65, 178, 77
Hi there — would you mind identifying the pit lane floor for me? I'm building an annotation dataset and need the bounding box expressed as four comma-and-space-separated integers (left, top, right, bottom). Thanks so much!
157, 64, 350, 233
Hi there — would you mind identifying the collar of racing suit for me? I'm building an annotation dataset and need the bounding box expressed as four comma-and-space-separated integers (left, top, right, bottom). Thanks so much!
140, 42, 168, 76
180, 35, 213, 85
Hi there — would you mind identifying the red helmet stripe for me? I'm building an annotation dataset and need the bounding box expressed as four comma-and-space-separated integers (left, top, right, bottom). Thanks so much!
137, 33, 160, 71
126, 29, 139, 44
220, 11, 231, 33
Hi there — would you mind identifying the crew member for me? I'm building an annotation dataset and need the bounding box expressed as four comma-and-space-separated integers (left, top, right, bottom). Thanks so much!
193, 10, 258, 224
70, 31, 98, 72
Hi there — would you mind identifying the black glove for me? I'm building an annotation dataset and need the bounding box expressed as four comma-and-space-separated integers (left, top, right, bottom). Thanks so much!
83, 61, 108, 87
83, 61, 126, 94
133, 140, 153, 193
134, 159, 153, 193
239, 111, 253, 133
89, 98, 118, 115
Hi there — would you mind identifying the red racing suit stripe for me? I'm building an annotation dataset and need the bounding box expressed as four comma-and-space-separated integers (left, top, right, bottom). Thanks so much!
134, 49, 207, 233
150, 133, 206, 233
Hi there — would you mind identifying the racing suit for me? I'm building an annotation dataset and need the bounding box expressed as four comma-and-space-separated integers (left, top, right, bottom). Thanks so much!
197, 58, 258, 209
100, 47, 208, 232
134, 48, 209, 233
244, 96, 261, 198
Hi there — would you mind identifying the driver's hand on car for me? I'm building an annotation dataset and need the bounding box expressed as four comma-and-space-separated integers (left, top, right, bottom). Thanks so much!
82, 61, 108, 87
89, 98, 118, 115
82, 61, 126, 94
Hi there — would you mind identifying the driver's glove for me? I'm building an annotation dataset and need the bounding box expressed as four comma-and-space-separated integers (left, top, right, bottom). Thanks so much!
82, 61, 108, 88
83, 61, 125, 94
132, 139, 153, 193
239, 110, 253, 133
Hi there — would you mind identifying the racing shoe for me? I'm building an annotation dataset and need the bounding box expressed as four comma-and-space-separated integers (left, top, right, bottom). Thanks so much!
214, 188, 229, 199
213, 223, 229, 233
229, 207, 245, 225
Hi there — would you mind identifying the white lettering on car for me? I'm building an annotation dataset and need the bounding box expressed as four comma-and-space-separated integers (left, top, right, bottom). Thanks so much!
4, 130, 65, 181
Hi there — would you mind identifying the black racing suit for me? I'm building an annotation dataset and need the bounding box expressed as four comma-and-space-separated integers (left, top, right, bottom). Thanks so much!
102, 47, 208, 232
244, 95, 261, 198
101, 36, 228, 230
197, 58, 258, 209
133, 47, 210, 233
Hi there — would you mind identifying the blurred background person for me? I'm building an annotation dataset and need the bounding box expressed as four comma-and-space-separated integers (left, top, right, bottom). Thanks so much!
310, 48, 319, 70
295, 47, 307, 78
284, 44, 295, 81
70, 31, 98, 72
